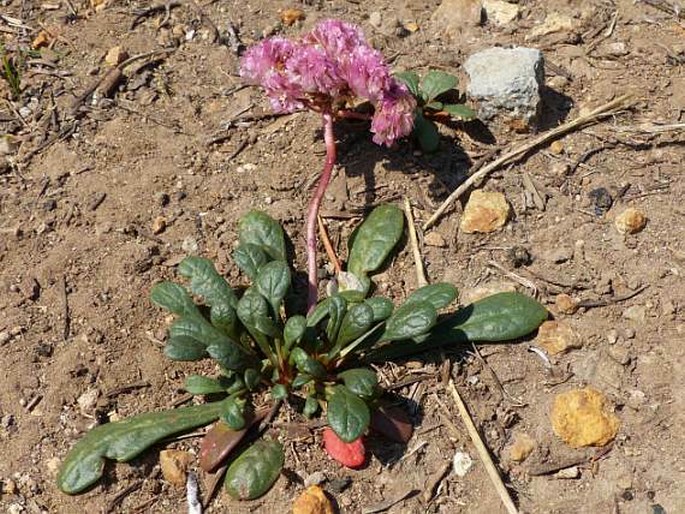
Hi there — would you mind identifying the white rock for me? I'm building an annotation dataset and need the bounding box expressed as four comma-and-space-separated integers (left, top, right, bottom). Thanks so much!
452, 450, 474, 477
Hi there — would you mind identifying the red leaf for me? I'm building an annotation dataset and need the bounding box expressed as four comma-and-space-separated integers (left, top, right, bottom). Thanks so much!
199, 408, 267, 472
370, 404, 413, 444
322, 427, 366, 469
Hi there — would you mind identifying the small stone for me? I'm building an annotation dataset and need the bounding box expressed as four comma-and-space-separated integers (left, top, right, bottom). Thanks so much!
555, 293, 579, 314
280, 7, 305, 26
507, 432, 535, 462
527, 13, 577, 39
77, 388, 100, 415
159, 449, 193, 487
623, 305, 646, 323
606, 329, 619, 345
608, 345, 631, 365
424, 231, 447, 247
551, 387, 620, 448
304, 471, 327, 488
452, 450, 474, 477
535, 320, 581, 355
7, 503, 23, 514
554, 466, 580, 479
602, 41, 629, 57
42, 198, 57, 212
181, 236, 199, 254
369, 11, 382, 28
549, 140, 564, 155
615, 207, 647, 234
292, 485, 335, 514
432, 0, 483, 38
152, 216, 167, 234
327, 477, 352, 494
460, 190, 510, 233
483, 0, 519, 25
104, 46, 128, 67
662, 301, 676, 316
464, 47, 544, 127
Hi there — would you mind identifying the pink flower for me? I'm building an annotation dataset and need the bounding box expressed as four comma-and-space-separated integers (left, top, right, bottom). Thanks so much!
371, 83, 417, 146
239, 19, 416, 145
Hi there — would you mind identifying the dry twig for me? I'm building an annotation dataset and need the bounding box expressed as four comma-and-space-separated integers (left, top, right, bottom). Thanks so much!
317, 214, 342, 274
423, 95, 635, 230
448, 380, 519, 514
403, 198, 428, 287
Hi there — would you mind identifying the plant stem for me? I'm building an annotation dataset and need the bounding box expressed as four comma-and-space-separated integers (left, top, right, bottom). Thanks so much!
306, 111, 336, 312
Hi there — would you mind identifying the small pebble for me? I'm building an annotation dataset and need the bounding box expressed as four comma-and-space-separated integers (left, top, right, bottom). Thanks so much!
555, 293, 579, 314
615, 207, 647, 234
152, 216, 167, 234
535, 320, 582, 355
159, 449, 193, 487
588, 187, 613, 215
555, 466, 580, 479
304, 471, 327, 488
460, 190, 510, 233
452, 450, 474, 477
507, 432, 536, 462
507, 245, 532, 267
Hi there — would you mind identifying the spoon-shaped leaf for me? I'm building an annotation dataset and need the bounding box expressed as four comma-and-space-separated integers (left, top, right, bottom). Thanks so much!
224, 439, 284, 500
58, 399, 230, 494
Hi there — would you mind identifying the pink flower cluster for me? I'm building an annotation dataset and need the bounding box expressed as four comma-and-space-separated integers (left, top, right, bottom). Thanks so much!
239, 19, 416, 146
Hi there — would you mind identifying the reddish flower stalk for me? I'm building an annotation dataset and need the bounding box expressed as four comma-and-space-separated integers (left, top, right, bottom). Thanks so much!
306, 111, 336, 310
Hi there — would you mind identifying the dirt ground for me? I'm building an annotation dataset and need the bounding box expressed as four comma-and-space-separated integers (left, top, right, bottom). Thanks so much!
1, 0, 684, 513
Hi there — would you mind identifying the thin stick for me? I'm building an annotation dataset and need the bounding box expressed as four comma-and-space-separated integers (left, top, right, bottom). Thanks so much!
423, 95, 635, 230
317, 214, 342, 274
403, 198, 428, 287
448, 380, 519, 514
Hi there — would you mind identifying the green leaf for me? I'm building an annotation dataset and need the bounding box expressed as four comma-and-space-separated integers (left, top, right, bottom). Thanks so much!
306, 297, 331, 327
394, 71, 420, 97
236, 290, 278, 360
178, 256, 238, 309
303, 395, 319, 418
442, 103, 477, 120
290, 347, 327, 379
224, 439, 284, 500
367, 293, 548, 361
283, 315, 306, 351
170, 317, 248, 370
380, 300, 437, 342
326, 295, 348, 343
233, 243, 269, 280
291, 373, 312, 389
420, 70, 458, 102
220, 396, 246, 431
255, 260, 291, 313
432, 292, 548, 342
327, 385, 371, 442
184, 375, 230, 395
364, 297, 394, 322
57, 399, 229, 494
404, 283, 458, 311
337, 368, 378, 398
425, 100, 444, 110
164, 335, 208, 361
336, 303, 375, 347
238, 210, 287, 262
347, 205, 404, 278
414, 112, 440, 153
243, 368, 261, 391
271, 383, 288, 400
150, 282, 199, 317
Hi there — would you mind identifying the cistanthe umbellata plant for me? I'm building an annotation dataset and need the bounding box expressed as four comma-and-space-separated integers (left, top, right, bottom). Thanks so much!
395, 70, 477, 152
57, 205, 547, 501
